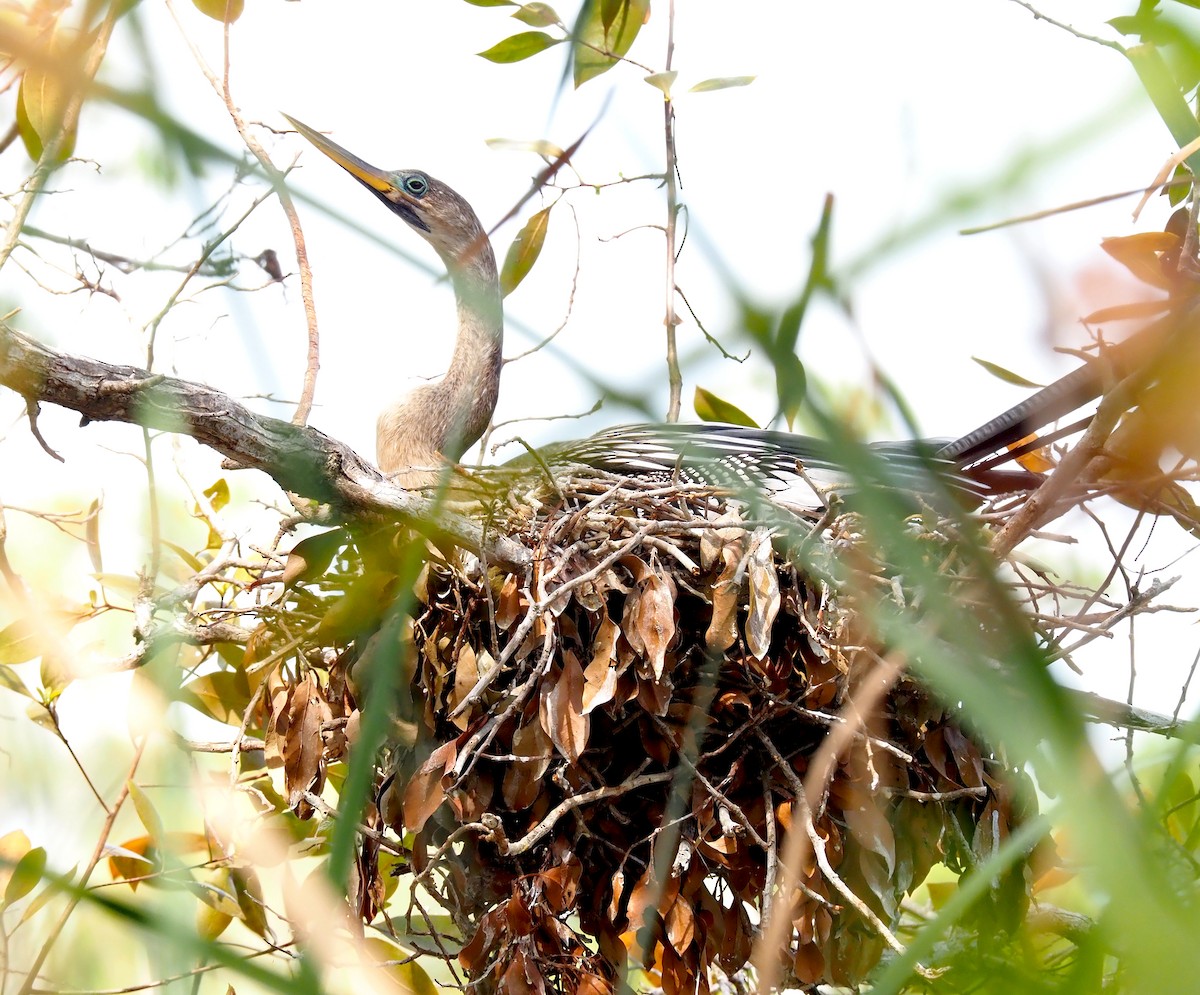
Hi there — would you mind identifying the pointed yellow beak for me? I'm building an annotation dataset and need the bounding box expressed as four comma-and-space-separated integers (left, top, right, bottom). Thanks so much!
283, 114, 397, 196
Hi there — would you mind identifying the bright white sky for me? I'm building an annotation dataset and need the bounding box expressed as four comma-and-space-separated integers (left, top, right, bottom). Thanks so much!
2, 0, 1199, 826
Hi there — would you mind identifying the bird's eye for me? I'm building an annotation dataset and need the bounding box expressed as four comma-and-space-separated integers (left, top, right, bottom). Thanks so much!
403, 174, 428, 197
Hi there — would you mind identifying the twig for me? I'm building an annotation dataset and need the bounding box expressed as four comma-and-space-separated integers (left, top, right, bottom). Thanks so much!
1005, 0, 1124, 51
499, 770, 674, 856
661, 0, 682, 422
22, 397, 62, 462
166, 0, 321, 427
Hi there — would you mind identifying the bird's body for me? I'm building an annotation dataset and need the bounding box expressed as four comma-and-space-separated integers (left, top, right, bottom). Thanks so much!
522, 422, 988, 511
287, 116, 1059, 507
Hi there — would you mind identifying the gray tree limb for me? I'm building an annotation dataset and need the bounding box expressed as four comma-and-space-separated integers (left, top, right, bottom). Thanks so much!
0, 323, 531, 571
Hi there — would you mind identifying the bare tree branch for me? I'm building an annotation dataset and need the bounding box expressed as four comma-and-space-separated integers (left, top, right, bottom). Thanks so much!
0, 324, 531, 570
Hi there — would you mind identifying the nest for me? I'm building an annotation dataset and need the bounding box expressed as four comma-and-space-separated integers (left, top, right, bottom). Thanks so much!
263, 472, 1050, 993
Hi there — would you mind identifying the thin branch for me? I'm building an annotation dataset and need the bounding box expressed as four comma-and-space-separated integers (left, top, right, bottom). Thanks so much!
662, 0, 682, 422
166, 0, 321, 427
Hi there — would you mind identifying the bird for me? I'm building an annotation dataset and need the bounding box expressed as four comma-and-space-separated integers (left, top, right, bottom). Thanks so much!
285, 116, 1099, 510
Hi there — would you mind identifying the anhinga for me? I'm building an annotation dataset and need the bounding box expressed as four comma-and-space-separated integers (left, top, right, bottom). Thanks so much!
286, 116, 1102, 506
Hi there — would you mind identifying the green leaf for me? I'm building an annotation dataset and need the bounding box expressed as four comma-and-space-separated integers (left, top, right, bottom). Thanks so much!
644, 71, 677, 96
20, 863, 75, 924
773, 193, 835, 357
1168, 163, 1192, 206
128, 781, 165, 843
1126, 43, 1200, 176
3, 847, 46, 906
775, 353, 807, 429
693, 387, 758, 428
512, 2, 560, 27
231, 866, 269, 937
25, 700, 57, 733
573, 0, 648, 87
478, 30, 561, 63
970, 357, 1044, 389
281, 528, 347, 587
500, 207, 552, 296
689, 75, 756, 92
39, 653, 72, 695
463, 0, 516, 5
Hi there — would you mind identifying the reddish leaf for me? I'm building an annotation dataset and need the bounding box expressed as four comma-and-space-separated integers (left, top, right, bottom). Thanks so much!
402, 740, 458, 832
540, 859, 581, 913
283, 675, 332, 816
793, 941, 825, 985
1101, 232, 1179, 289
540, 650, 588, 762
664, 895, 695, 952
506, 888, 536, 936
106, 837, 157, 891
582, 613, 619, 713
635, 575, 676, 679
503, 716, 552, 809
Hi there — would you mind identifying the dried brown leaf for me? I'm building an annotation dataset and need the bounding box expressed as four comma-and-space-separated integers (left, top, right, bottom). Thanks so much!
745, 529, 779, 659
582, 613, 619, 713
450, 644, 480, 731
705, 544, 741, 652
283, 675, 332, 816
575, 974, 611, 995
793, 941, 825, 986
502, 947, 541, 995
402, 740, 458, 833
503, 716, 552, 810
636, 574, 676, 679
496, 573, 521, 629
540, 649, 588, 762
664, 895, 695, 951
505, 888, 536, 936
541, 857, 581, 913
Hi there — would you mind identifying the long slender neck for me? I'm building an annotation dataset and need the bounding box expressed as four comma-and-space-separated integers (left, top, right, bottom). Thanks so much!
438, 250, 504, 458
376, 239, 503, 486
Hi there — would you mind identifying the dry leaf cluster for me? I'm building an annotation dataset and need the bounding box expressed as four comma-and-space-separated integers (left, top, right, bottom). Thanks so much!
253, 472, 1055, 993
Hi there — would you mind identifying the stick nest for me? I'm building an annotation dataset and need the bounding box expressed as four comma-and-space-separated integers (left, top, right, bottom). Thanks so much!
263, 472, 1051, 993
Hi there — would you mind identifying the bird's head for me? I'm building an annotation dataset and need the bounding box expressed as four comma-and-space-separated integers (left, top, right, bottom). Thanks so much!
284, 114, 492, 279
